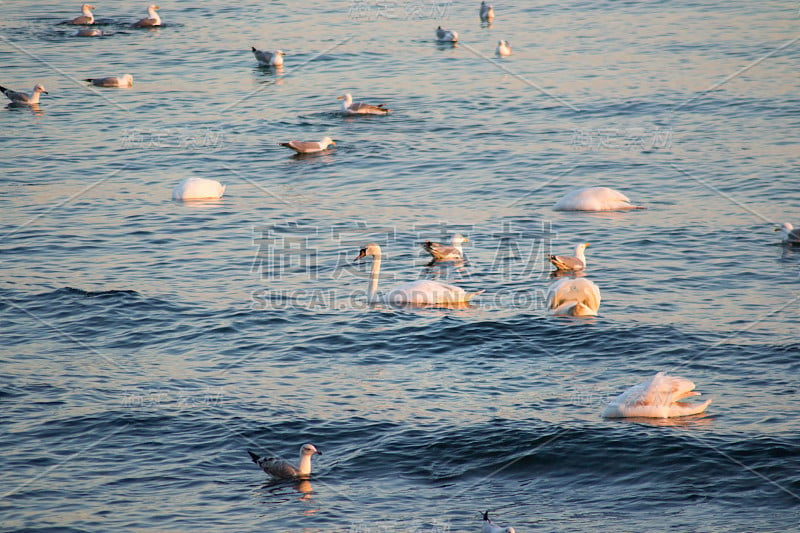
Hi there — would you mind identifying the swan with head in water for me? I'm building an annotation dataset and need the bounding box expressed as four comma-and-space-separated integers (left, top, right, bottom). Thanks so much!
603, 372, 711, 418
354, 243, 482, 305
546, 277, 601, 316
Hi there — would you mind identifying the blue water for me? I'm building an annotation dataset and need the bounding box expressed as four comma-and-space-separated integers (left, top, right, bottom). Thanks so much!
1, 0, 798, 531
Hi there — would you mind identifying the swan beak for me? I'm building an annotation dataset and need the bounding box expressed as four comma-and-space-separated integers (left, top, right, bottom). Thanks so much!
354, 248, 367, 261
585, 243, 590, 247
330, 141, 336, 146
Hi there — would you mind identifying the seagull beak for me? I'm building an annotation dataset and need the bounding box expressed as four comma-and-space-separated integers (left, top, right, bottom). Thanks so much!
337, 95, 344, 100
774, 227, 780, 232
316, 450, 322, 455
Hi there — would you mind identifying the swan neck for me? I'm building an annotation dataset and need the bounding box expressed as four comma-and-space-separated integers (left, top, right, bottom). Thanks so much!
367, 254, 381, 302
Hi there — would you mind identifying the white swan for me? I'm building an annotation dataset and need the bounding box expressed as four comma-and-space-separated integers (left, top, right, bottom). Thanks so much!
482, 511, 515, 533
603, 372, 712, 418
251, 47, 284, 67
85, 74, 133, 87
422, 233, 468, 261
70, 4, 95, 24
775, 222, 800, 244
354, 243, 482, 305
496, 40, 512, 56
279, 136, 335, 154
436, 26, 459, 42
248, 444, 321, 479
549, 242, 589, 271
479, 2, 495, 22
1, 84, 48, 105
553, 186, 644, 211
337, 93, 391, 115
133, 4, 161, 27
172, 177, 225, 201
546, 277, 600, 316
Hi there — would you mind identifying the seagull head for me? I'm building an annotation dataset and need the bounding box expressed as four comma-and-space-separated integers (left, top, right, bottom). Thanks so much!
34, 84, 48, 94
300, 443, 321, 456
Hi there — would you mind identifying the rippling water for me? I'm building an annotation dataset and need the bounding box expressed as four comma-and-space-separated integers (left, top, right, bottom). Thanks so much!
1, 0, 798, 531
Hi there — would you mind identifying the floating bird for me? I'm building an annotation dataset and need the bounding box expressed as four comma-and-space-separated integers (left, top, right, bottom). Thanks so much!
548, 242, 589, 272
479, 2, 495, 22
436, 26, 459, 42
85, 74, 133, 87
546, 277, 601, 316
75, 28, 109, 37
337, 93, 391, 115
133, 4, 161, 27
70, 4, 96, 24
354, 243, 483, 305
172, 177, 225, 201
0, 84, 48, 105
496, 40, 512, 56
775, 222, 800, 244
251, 47, 284, 67
482, 510, 515, 533
248, 444, 321, 479
602, 372, 712, 418
422, 234, 468, 262
279, 136, 336, 154
553, 186, 644, 211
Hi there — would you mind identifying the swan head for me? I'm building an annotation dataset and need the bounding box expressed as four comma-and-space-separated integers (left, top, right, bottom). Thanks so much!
354, 242, 382, 261
300, 443, 321, 457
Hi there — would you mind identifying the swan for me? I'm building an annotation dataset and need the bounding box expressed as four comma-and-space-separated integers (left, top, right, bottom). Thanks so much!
248, 444, 321, 479
775, 222, 800, 244
133, 4, 161, 27
496, 40, 512, 56
85, 74, 133, 87
251, 47, 284, 67
279, 136, 335, 154
479, 2, 495, 22
482, 511, 515, 533
1, 84, 48, 105
548, 242, 589, 271
422, 233, 468, 261
337, 93, 391, 115
602, 372, 712, 418
172, 177, 225, 201
70, 4, 95, 24
553, 186, 644, 211
354, 243, 482, 305
546, 277, 600, 316
436, 26, 459, 42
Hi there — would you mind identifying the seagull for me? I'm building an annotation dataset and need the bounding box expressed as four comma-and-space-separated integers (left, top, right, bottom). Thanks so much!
248, 444, 321, 479
482, 511, 515, 533
0, 84, 48, 105
422, 234, 468, 262
279, 136, 336, 154
251, 47, 284, 67
70, 4, 96, 24
85, 74, 133, 87
496, 40, 512, 56
775, 222, 800, 244
436, 26, 459, 42
337, 93, 391, 115
548, 242, 589, 271
133, 4, 161, 27
479, 2, 495, 22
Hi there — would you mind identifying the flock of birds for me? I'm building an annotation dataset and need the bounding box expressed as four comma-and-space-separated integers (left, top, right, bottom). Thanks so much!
5, 3, 796, 530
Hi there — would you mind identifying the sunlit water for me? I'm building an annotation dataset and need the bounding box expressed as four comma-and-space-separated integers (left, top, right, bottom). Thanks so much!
1, 0, 798, 531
